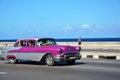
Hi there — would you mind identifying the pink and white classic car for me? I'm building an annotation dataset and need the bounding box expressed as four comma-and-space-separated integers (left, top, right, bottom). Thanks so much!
1, 38, 81, 66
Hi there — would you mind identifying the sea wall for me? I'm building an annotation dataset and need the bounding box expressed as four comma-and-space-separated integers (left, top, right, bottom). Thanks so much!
58, 42, 120, 50
1, 42, 120, 50
0, 42, 120, 60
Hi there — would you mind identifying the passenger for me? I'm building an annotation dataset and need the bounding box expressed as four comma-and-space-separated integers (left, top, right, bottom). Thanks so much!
41, 40, 48, 46
18, 41, 21, 46
29, 41, 34, 47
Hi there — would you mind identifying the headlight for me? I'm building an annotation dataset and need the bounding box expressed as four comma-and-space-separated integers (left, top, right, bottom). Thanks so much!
58, 48, 63, 54
77, 47, 81, 52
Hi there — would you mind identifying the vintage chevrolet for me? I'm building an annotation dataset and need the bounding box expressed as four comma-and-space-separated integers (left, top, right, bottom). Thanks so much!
1, 38, 81, 66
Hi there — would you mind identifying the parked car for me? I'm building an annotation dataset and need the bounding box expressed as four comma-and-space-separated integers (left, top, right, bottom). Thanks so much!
1, 38, 81, 66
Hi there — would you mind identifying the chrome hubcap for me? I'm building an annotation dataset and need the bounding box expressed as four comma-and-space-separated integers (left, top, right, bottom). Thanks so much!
46, 56, 53, 64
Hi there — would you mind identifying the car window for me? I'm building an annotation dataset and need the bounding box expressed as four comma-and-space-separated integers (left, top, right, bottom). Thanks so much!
14, 40, 26, 47
14, 41, 19, 47
27, 40, 35, 47
37, 39, 56, 46
21, 40, 26, 46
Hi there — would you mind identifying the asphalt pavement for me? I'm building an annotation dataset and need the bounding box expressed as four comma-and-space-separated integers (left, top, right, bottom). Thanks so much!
0, 59, 120, 80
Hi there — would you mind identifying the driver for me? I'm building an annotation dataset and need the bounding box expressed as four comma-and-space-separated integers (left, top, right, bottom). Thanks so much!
41, 40, 48, 46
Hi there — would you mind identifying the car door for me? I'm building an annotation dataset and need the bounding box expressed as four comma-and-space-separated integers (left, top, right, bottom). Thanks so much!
15, 40, 37, 61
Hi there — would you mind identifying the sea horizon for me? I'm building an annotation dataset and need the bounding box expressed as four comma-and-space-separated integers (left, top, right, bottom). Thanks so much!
0, 38, 120, 42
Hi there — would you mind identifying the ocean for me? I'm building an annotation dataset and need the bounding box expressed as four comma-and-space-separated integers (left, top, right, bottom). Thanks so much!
0, 38, 120, 42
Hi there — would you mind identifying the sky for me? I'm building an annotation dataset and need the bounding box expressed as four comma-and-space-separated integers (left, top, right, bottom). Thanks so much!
0, 0, 120, 39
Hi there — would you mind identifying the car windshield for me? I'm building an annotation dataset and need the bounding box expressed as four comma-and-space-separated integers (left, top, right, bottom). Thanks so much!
36, 38, 57, 46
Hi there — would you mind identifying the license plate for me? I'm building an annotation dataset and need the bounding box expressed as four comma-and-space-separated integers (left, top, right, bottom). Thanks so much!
69, 57, 76, 59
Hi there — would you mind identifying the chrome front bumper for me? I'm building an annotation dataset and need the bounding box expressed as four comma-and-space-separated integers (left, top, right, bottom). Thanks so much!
54, 53, 81, 62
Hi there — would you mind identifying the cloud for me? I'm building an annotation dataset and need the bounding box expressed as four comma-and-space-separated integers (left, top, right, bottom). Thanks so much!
77, 24, 90, 30
60, 22, 120, 38
81, 24, 90, 29
76, 24, 91, 32
63, 25, 72, 32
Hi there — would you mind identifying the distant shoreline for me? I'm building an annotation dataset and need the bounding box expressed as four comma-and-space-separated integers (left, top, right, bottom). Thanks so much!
0, 38, 120, 42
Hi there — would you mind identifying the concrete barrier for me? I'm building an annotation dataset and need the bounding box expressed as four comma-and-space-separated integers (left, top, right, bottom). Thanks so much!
81, 51, 120, 60
0, 42, 120, 60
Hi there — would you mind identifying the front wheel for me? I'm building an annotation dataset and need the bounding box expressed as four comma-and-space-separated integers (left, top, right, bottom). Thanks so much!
45, 54, 55, 66
66, 60, 75, 65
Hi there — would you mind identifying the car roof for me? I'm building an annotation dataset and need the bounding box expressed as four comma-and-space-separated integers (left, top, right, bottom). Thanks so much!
16, 37, 54, 42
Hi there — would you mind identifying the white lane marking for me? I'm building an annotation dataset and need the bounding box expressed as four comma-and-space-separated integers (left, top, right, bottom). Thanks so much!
0, 72, 7, 74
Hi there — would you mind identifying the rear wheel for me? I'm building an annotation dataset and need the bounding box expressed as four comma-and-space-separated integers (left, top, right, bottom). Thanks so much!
45, 54, 55, 66
9, 59, 17, 64
66, 60, 75, 65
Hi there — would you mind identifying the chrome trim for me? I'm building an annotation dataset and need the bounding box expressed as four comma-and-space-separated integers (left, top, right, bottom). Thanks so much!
54, 53, 81, 62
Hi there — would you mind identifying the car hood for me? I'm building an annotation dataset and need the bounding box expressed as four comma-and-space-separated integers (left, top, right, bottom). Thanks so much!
44, 45, 79, 54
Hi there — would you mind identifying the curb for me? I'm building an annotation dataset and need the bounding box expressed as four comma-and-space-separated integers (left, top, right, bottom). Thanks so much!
82, 55, 119, 60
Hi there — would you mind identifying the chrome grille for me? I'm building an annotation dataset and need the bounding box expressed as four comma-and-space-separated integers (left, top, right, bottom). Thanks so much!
63, 53, 77, 58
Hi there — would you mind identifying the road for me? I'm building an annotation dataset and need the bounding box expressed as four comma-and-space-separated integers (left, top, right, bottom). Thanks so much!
0, 59, 120, 80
